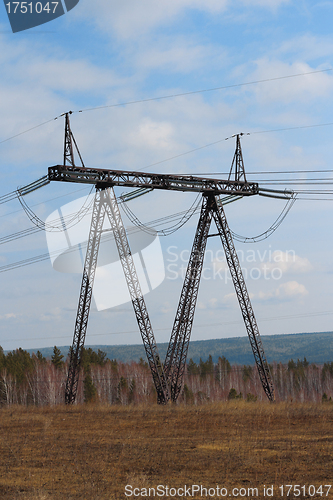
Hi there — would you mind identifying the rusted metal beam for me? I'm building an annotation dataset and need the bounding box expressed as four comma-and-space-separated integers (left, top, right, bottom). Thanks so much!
48, 164, 259, 196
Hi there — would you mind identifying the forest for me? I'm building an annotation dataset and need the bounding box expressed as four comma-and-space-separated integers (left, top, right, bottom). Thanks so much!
1, 345, 333, 405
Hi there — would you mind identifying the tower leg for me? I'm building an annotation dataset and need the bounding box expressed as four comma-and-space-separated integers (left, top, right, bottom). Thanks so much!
65, 189, 106, 404
164, 194, 214, 402
212, 198, 275, 401
104, 187, 170, 404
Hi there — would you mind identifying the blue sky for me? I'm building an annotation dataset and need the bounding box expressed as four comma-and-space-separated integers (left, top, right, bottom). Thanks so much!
1, 0, 333, 353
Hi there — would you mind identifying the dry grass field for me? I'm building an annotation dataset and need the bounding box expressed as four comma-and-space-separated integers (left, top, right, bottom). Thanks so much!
0, 402, 332, 499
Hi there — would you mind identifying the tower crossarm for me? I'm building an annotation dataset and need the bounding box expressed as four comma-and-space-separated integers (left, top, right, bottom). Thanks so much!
212, 197, 275, 402
104, 187, 170, 404
48, 165, 259, 196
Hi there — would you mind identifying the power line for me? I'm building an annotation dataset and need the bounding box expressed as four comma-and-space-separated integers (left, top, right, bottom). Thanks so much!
296, 198, 333, 201
74, 68, 333, 114
2, 310, 333, 344
136, 138, 230, 171
0, 226, 40, 245
18, 186, 95, 232
0, 202, 206, 272
0, 186, 92, 220
230, 195, 296, 243
0, 186, 95, 246
0, 116, 60, 145
252, 122, 333, 136
0, 182, 332, 272
134, 129, 333, 172
0, 180, 298, 260
191, 169, 333, 175
1, 68, 332, 146
121, 193, 202, 236
259, 181, 333, 186
0, 193, 199, 249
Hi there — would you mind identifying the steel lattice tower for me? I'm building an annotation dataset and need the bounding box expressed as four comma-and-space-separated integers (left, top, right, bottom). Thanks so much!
163, 193, 275, 402
51, 116, 283, 404
65, 188, 106, 404
65, 186, 170, 405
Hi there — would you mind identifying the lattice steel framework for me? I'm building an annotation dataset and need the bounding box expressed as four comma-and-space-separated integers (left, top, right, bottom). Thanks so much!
164, 193, 275, 403
163, 195, 214, 401
104, 188, 170, 404
65, 186, 170, 405
212, 198, 275, 401
63, 112, 85, 168
65, 188, 106, 404
228, 133, 247, 183
48, 164, 258, 196
56, 114, 277, 404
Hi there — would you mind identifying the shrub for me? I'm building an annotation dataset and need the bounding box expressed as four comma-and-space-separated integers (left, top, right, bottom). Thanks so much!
246, 393, 257, 402
228, 388, 242, 400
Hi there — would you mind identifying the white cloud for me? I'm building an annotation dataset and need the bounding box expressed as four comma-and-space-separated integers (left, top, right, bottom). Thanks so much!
258, 280, 308, 301
207, 297, 221, 309
211, 258, 228, 273
134, 38, 227, 74
0, 28, 239, 176
278, 281, 308, 297
198, 296, 234, 310
78, 0, 291, 39
25, 59, 121, 93
261, 251, 312, 274
160, 301, 173, 314
0, 38, 128, 168
197, 298, 221, 310
79, 0, 229, 39
240, 0, 289, 6
0, 313, 17, 320
277, 34, 333, 61
129, 118, 175, 151
223, 292, 237, 302
39, 307, 62, 322
246, 59, 333, 105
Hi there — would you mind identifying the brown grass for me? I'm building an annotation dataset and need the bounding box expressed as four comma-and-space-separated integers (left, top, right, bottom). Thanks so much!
0, 402, 332, 499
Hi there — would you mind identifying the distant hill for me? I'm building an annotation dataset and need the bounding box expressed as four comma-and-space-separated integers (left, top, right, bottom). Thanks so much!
20, 331, 333, 365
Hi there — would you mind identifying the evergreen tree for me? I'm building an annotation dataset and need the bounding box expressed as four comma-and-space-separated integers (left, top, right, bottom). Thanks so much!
5, 348, 34, 385
187, 358, 199, 375
242, 365, 253, 382
199, 355, 214, 378
81, 347, 107, 372
139, 357, 148, 369
218, 356, 231, 374
36, 350, 46, 364
83, 372, 97, 403
0, 346, 5, 405
0, 346, 5, 372
110, 359, 118, 372
51, 346, 64, 369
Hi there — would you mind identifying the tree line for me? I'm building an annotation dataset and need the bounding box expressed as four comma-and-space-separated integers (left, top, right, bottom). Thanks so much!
0, 346, 332, 405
